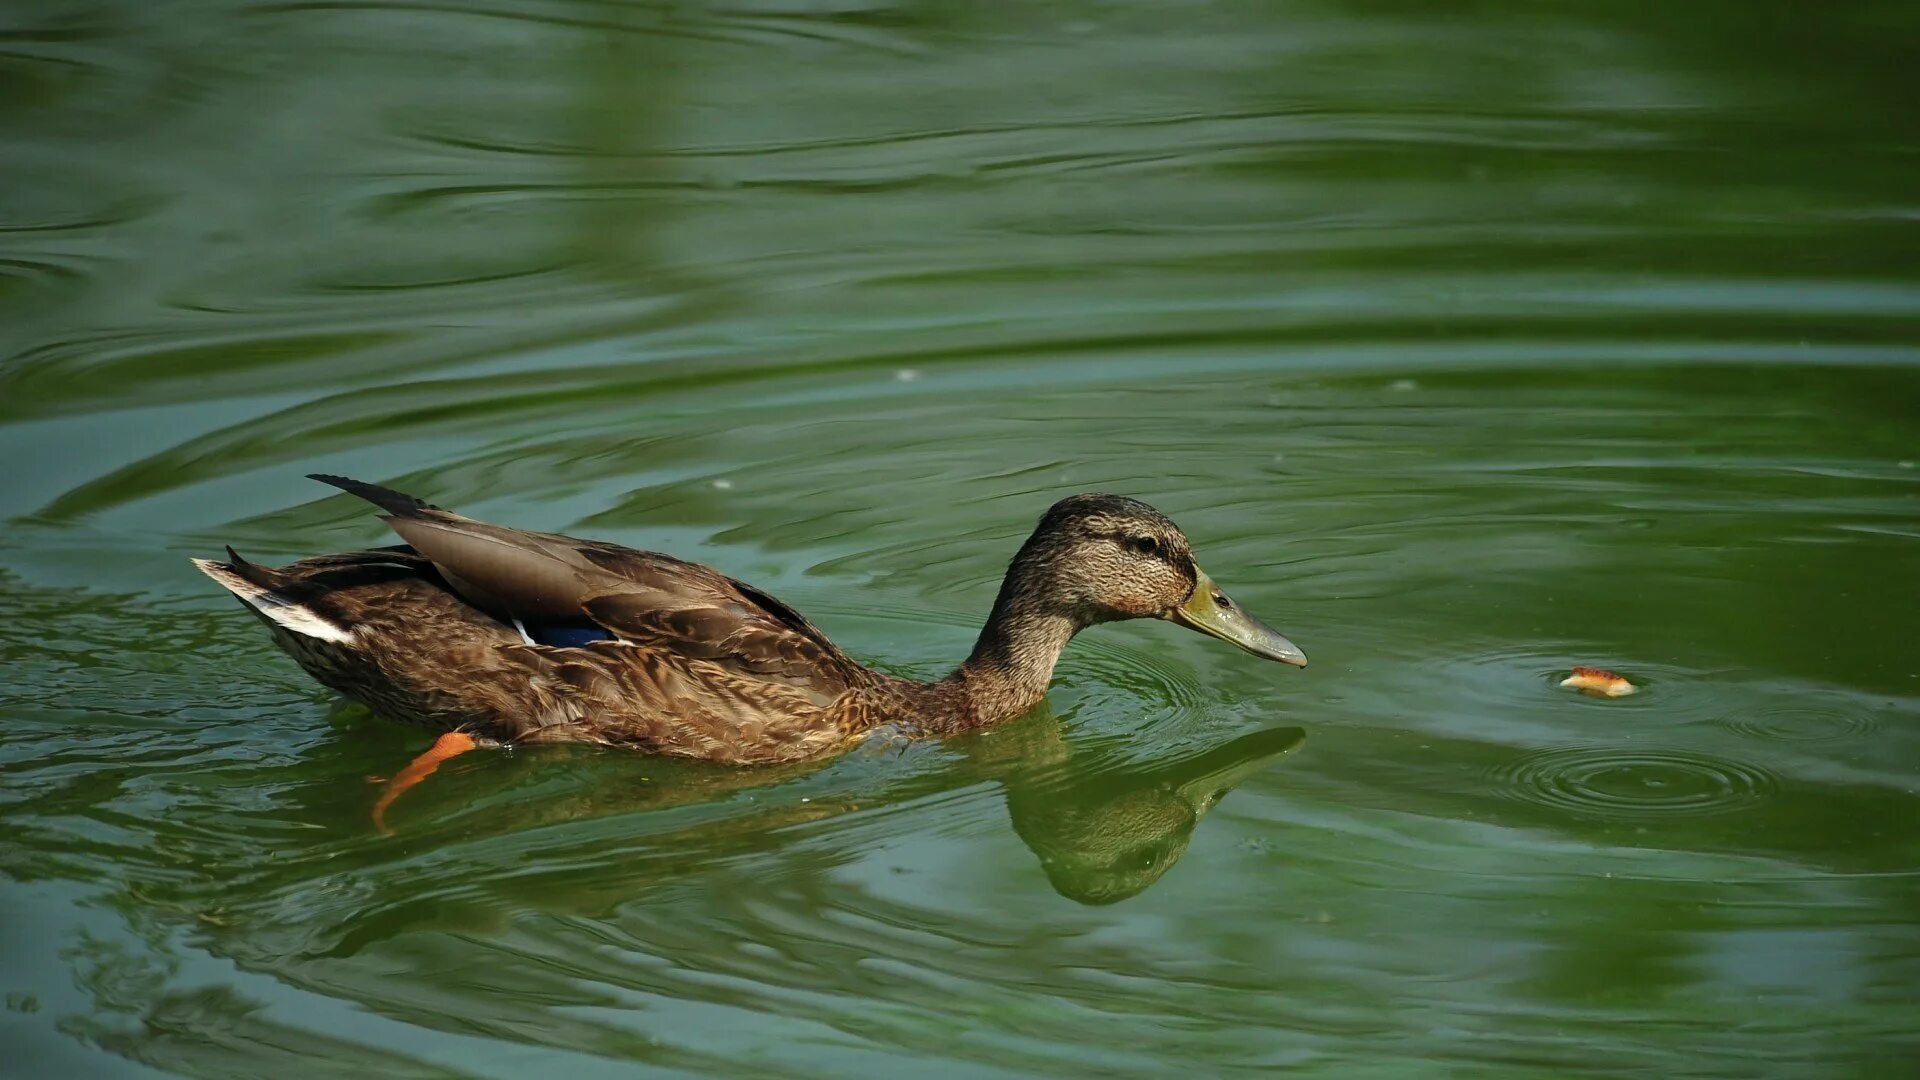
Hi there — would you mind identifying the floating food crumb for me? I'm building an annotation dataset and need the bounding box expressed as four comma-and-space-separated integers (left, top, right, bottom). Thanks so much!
1561, 666, 1636, 697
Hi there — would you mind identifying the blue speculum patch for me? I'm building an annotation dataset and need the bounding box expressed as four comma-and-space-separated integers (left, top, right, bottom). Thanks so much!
526, 623, 615, 648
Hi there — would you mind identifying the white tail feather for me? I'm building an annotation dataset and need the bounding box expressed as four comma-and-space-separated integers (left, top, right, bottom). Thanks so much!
192, 558, 354, 644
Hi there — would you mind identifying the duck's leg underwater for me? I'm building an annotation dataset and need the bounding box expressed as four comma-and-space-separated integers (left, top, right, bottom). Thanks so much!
372, 731, 482, 834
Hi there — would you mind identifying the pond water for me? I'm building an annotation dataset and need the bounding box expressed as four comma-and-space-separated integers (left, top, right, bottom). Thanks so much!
3, 1, 1918, 1075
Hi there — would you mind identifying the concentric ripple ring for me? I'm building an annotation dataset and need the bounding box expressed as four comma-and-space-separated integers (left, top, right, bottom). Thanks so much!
1495, 746, 1778, 820
1719, 706, 1876, 743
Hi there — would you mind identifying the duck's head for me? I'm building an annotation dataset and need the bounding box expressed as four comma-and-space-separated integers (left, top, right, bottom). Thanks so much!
1002, 493, 1307, 667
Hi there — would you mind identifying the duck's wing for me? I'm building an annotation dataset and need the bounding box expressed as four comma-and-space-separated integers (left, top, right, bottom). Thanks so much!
309, 475, 862, 696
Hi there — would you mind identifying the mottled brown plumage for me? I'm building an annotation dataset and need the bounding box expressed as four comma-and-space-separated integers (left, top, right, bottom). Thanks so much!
195, 476, 1306, 764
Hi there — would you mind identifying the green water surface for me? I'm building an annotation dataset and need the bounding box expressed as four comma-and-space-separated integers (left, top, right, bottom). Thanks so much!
3, 1, 1918, 1076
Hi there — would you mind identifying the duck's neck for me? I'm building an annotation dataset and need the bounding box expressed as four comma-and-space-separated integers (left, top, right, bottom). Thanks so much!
922, 584, 1082, 733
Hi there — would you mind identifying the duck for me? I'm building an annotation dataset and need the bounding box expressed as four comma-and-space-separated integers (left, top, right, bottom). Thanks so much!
195, 475, 1307, 772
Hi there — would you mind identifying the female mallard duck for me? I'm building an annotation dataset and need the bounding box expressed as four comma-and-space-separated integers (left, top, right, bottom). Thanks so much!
196, 475, 1306, 767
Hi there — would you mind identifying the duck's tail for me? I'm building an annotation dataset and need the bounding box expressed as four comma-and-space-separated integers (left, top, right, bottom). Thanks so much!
192, 547, 355, 644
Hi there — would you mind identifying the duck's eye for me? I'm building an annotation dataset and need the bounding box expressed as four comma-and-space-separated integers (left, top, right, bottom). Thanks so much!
1126, 535, 1158, 557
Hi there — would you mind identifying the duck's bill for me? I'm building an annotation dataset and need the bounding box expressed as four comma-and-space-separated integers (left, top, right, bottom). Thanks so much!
1165, 568, 1308, 667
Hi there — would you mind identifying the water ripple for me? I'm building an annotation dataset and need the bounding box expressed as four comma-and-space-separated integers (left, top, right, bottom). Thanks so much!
1493, 745, 1779, 821
1719, 706, 1878, 744
1064, 634, 1210, 718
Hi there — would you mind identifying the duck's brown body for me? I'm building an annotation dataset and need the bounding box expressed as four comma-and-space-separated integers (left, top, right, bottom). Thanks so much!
197, 475, 1304, 765
239, 549, 955, 761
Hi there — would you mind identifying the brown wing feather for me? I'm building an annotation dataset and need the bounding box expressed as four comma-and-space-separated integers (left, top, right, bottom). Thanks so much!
580, 592, 851, 700
318, 476, 864, 702
382, 516, 622, 620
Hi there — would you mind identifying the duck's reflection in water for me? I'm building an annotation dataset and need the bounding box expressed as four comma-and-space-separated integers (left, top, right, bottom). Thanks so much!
995, 722, 1305, 904
467, 704, 1302, 905
191, 707, 1307, 965
425, 703, 1305, 907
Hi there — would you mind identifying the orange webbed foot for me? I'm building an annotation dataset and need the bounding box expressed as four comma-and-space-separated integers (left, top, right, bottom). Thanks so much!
372, 731, 479, 835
